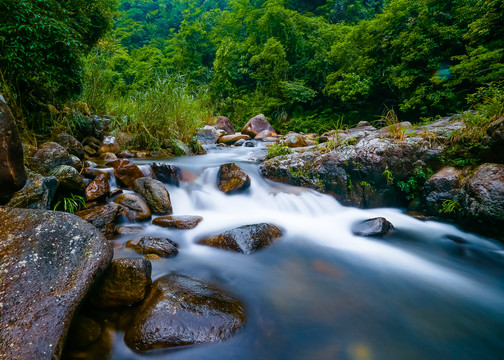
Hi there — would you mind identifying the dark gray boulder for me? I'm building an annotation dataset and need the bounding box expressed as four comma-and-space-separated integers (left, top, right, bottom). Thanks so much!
6, 171, 58, 209
0, 207, 113, 359
55, 133, 85, 160
352, 217, 394, 237
29, 142, 75, 175
133, 177, 173, 215
134, 236, 179, 258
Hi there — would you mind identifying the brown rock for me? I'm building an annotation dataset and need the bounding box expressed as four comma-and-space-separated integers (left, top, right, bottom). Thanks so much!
0, 207, 112, 359
6, 171, 58, 210
133, 177, 173, 215
241, 114, 277, 138
115, 225, 143, 235
86, 172, 110, 202
218, 133, 251, 145
108, 159, 145, 188
254, 129, 275, 140
124, 274, 246, 352
29, 142, 75, 175
134, 236, 178, 258
98, 136, 121, 155
99, 152, 118, 162
114, 193, 151, 221
66, 316, 102, 348
151, 163, 181, 186
153, 215, 203, 229
55, 133, 85, 159
215, 116, 235, 134
283, 133, 307, 148
217, 163, 251, 194
76, 203, 123, 236
90, 258, 152, 308
198, 223, 283, 254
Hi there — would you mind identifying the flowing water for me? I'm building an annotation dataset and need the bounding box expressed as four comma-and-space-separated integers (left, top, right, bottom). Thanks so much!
102, 145, 504, 360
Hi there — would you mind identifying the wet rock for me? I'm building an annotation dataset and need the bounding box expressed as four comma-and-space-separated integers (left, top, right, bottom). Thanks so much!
283, 133, 307, 148
241, 114, 276, 138
150, 163, 181, 186
76, 203, 123, 236
66, 316, 102, 348
90, 258, 152, 308
132, 150, 149, 158
124, 274, 246, 352
115, 225, 143, 235
133, 177, 173, 215
55, 133, 85, 159
153, 215, 203, 229
197, 125, 223, 145
85, 172, 110, 202
29, 142, 75, 175
198, 223, 283, 254
70, 155, 83, 171
118, 150, 134, 158
254, 129, 275, 140
460, 164, 504, 236
7, 171, 58, 209
134, 236, 178, 258
215, 116, 235, 134
234, 139, 246, 147
243, 140, 256, 147
352, 217, 394, 237
423, 167, 463, 214
484, 117, 504, 164
218, 133, 251, 145
217, 163, 251, 194
49, 165, 87, 195
98, 136, 120, 155
108, 159, 144, 188
114, 193, 152, 221
171, 139, 192, 156
0, 99, 27, 197
0, 207, 113, 359
99, 152, 118, 162
82, 166, 104, 179
84, 144, 97, 156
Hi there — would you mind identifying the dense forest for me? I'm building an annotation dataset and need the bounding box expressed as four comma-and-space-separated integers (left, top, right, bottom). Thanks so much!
1, 0, 503, 147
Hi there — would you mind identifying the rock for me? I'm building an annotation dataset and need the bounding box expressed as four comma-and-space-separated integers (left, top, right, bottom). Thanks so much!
76, 203, 123, 236
83, 136, 101, 156
116, 131, 135, 149
423, 167, 463, 214
7, 171, 58, 209
22, 142, 37, 158
151, 163, 181, 186
0, 207, 112, 359
171, 139, 192, 156
198, 223, 283, 254
241, 114, 277, 138
90, 258, 152, 308
283, 133, 307, 148
460, 164, 504, 235
66, 316, 102, 348
99, 152, 118, 162
218, 133, 251, 145
118, 150, 134, 158
115, 225, 143, 235
114, 193, 152, 221
82, 166, 104, 179
254, 129, 275, 140
243, 140, 256, 147
134, 236, 178, 258
49, 165, 87, 195
124, 274, 246, 352
84, 145, 97, 156
197, 125, 223, 145
133, 177, 173, 215
98, 136, 121, 155
153, 215, 203, 229
70, 155, 83, 171
215, 116, 235, 134
108, 159, 145, 188
55, 133, 85, 159
234, 139, 246, 147
351, 217, 394, 237
217, 163, 251, 194
356, 121, 373, 128
29, 142, 75, 175
132, 150, 149, 158
85, 172, 110, 202
484, 117, 504, 163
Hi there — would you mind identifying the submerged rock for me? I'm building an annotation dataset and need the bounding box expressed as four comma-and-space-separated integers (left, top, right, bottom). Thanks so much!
76, 203, 123, 236
108, 159, 145, 188
134, 236, 179, 258
124, 274, 246, 352
0, 207, 112, 359
90, 258, 152, 308
352, 217, 394, 237
199, 223, 283, 254
217, 163, 251, 194
115, 225, 143, 235
153, 215, 203, 229
6, 171, 58, 210
133, 177, 173, 215
241, 114, 276, 138
114, 193, 152, 221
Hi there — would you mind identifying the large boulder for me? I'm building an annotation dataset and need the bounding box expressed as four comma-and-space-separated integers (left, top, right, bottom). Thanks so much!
217, 163, 251, 194
29, 142, 75, 175
85, 172, 110, 202
153, 215, 203, 229
6, 171, 58, 209
114, 193, 152, 221
89, 258, 152, 308
0, 98, 27, 198
460, 163, 504, 236
241, 114, 276, 138
0, 207, 113, 359
108, 159, 145, 188
76, 203, 123, 236
197, 125, 223, 145
150, 163, 181, 186
483, 117, 504, 164
124, 274, 246, 352
215, 116, 235, 134
55, 133, 85, 160
133, 177, 173, 215
423, 167, 463, 214
198, 223, 283, 254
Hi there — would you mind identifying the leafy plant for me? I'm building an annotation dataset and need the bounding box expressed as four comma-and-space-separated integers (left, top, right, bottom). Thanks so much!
439, 199, 461, 214
397, 167, 434, 201
382, 169, 394, 185
53, 194, 87, 214
267, 141, 293, 159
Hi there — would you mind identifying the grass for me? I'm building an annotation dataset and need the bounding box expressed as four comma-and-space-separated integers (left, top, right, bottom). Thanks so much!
379, 109, 407, 140
53, 194, 86, 214
266, 141, 293, 159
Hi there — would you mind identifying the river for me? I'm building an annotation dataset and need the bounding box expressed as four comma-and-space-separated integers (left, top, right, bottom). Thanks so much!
96, 144, 504, 360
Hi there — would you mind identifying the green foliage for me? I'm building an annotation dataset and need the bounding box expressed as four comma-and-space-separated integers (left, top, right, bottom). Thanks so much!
439, 199, 460, 214
397, 167, 434, 201
53, 194, 87, 214
382, 169, 394, 185
267, 141, 294, 159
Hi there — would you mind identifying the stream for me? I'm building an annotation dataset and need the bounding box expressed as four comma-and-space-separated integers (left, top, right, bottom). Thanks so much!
101, 144, 504, 360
